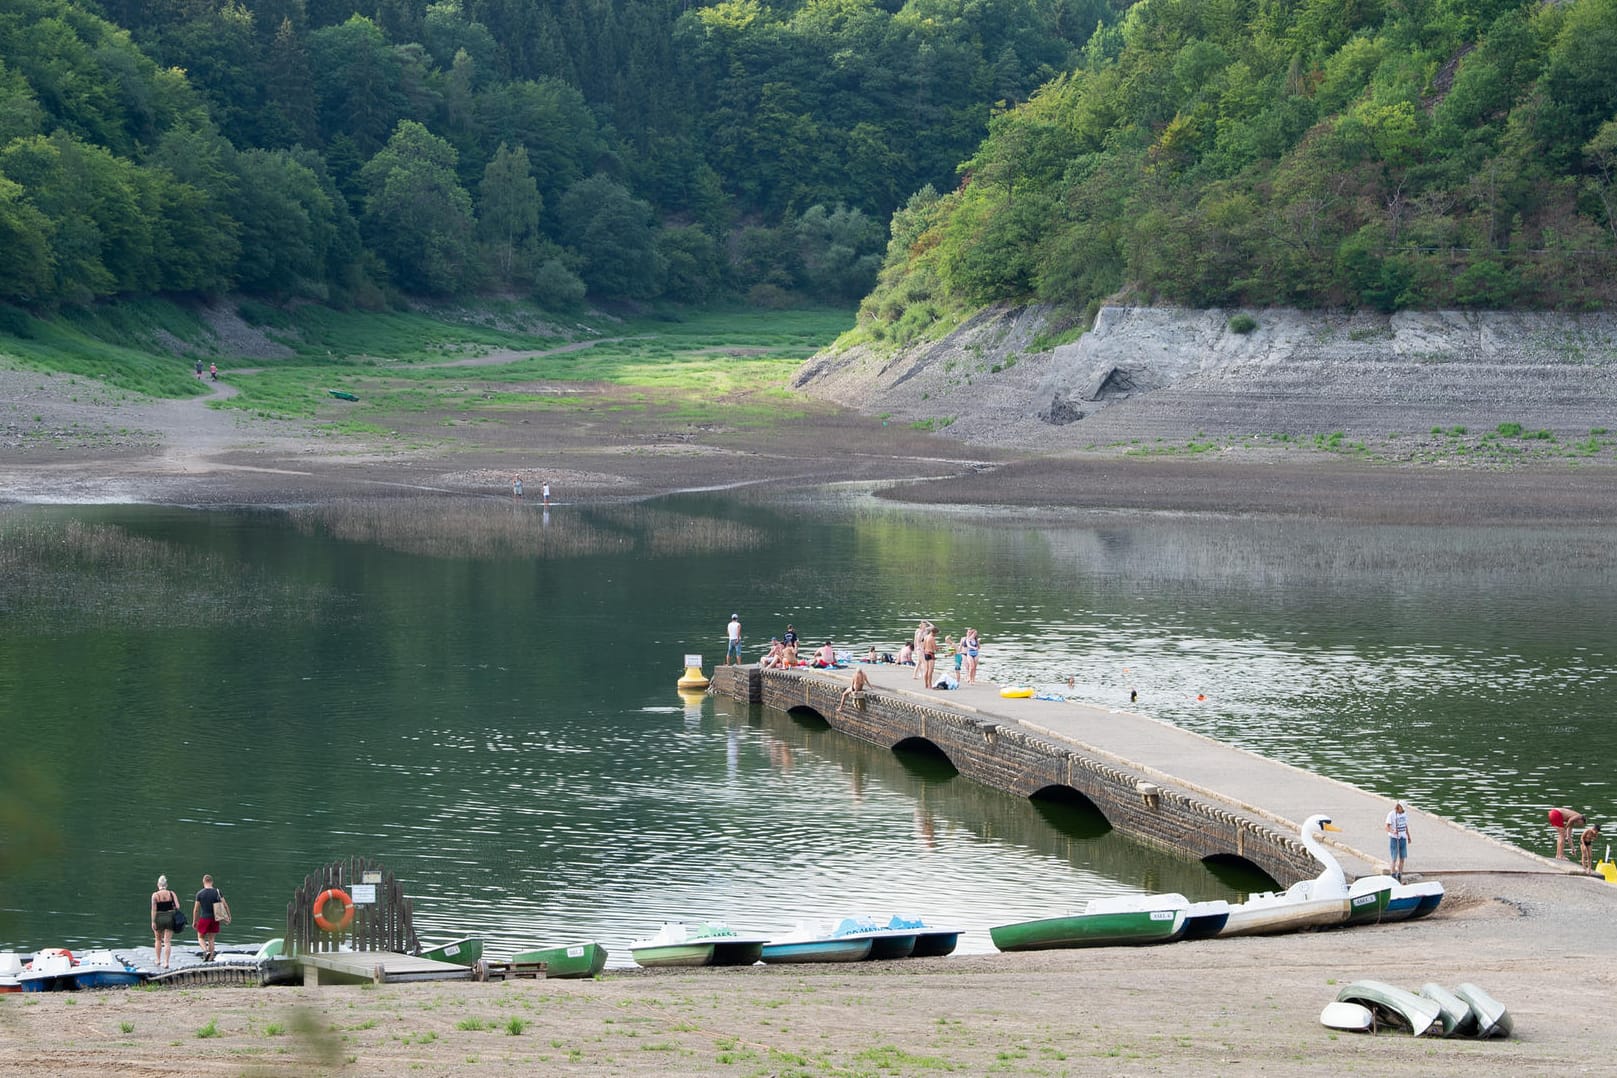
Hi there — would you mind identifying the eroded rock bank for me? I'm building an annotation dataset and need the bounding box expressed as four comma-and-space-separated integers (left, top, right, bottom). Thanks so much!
794, 306, 1617, 458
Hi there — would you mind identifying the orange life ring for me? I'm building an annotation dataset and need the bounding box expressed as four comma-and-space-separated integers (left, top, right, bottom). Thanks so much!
313, 887, 355, 932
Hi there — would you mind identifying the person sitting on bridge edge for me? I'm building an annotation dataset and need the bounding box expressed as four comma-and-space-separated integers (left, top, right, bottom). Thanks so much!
840, 667, 869, 708
1548, 807, 1587, 859
1581, 822, 1603, 872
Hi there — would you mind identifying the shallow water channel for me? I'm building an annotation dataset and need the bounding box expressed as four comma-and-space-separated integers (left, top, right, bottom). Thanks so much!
2, 491, 1612, 960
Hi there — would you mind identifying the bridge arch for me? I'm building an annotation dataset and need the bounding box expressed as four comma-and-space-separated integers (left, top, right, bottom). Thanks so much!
1029, 784, 1112, 836
786, 704, 830, 728
891, 735, 958, 776
1201, 852, 1280, 893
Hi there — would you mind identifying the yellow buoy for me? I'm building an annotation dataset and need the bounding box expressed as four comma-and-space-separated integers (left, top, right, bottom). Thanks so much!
676, 653, 710, 691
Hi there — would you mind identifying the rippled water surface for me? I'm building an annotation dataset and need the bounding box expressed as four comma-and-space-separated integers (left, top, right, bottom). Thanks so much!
3, 494, 1612, 959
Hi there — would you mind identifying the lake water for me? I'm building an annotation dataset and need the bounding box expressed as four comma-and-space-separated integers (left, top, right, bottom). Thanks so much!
3, 491, 1612, 961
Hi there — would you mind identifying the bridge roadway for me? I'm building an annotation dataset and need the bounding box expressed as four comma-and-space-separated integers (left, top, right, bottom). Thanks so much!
717, 664, 1572, 883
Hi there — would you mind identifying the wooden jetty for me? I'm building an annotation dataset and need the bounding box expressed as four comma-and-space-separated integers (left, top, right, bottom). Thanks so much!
284, 856, 476, 986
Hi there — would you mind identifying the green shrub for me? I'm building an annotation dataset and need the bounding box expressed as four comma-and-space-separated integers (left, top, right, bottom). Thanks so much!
1228, 313, 1258, 334
1496, 422, 1523, 437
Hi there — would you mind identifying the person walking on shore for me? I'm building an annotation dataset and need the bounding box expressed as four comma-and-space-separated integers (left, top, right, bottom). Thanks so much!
150, 875, 181, 969
726, 614, 742, 666
1385, 800, 1411, 880
192, 874, 230, 962
1549, 807, 1587, 859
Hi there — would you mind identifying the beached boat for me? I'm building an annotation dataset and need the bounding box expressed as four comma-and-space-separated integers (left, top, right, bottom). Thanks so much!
1319, 1000, 1375, 1032
991, 894, 1189, 951
510, 941, 609, 979
760, 923, 874, 965
1419, 982, 1477, 1037
1454, 982, 1513, 1038
1180, 900, 1232, 939
826, 916, 918, 959
1217, 815, 1353, 937
1344, 874, 1398, 926
886, 915, 961, 957
419, 938, 483, 966
67, 950, 144, 989
39, 949, 124, 990
629, 922, 767, 968
1381, 880, 1445, 922
1335, 979, 1444, 1037
0, 952, 25, 993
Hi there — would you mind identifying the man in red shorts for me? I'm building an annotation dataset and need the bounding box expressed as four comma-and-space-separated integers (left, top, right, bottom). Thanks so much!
1548, 807, 1587, 860
192, 874, 231, 961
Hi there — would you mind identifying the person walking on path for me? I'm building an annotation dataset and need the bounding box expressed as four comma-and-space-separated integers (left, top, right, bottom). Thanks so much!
726, 614, 743, 666
192, 874, 230, 962
1549, 807, 1587, 859
1580, 823, 1602, 872
150, 875, 181, 969
209, 362, 218, 381
194, 359, 204, 378
1385, 800, 1412, 880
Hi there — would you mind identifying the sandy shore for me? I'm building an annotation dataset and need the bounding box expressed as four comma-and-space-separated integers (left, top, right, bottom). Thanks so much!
3, 873, 1615, 1076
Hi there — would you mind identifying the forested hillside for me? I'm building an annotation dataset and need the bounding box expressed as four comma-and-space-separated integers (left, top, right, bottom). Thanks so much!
855, 0, 1617, 348
0, 0, 1110, 310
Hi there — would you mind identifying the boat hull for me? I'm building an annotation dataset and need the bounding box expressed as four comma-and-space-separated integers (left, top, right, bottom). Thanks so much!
630, 943, 717, 968
1419, 983, 1476, 1037
760, 938, 873, 964
1336, 979, 1443, 1037
1216, 896, 1348, 937
420, 938, 483, 966
1454, 982, 1512, 1038
510, 942, 608, 979
909, 930, 960, 958
991, 909, 1185, 951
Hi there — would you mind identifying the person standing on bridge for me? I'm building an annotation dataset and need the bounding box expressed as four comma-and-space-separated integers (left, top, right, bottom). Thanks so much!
1548, 807, 1587, 860
725, 614, 742, 666
1385, 800, 1411, 880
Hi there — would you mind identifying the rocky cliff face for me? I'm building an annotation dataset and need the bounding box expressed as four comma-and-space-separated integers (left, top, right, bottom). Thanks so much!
794, 306, 1617, 452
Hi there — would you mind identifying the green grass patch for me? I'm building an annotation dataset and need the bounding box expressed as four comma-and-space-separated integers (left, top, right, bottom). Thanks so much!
910, 416, 956, 431
196, 1019, 220, 1039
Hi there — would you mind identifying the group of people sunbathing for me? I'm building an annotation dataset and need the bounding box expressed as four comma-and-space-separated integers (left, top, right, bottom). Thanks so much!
759, 624, 839, 670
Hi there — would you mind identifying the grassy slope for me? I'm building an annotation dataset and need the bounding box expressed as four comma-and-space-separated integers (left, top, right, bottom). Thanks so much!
0, 300, 855, 429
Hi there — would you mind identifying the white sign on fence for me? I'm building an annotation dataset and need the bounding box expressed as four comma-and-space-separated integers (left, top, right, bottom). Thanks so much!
350, 884, 377, 905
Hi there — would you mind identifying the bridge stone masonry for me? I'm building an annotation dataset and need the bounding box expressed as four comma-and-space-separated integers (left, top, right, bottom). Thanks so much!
708, 663, 1568, 887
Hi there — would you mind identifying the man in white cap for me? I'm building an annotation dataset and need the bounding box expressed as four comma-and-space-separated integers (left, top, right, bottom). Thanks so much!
726, 614, 742, 665
1385, 800, 1411, 880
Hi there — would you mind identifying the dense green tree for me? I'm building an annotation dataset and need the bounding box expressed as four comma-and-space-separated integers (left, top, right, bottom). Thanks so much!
0, 176, 54, 301
476, 141, 540, 285
358, 120, 477, 293
556, 173, 663, 298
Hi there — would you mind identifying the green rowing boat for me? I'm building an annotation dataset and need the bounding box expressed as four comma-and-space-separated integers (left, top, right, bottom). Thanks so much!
509, 941, 608, 979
